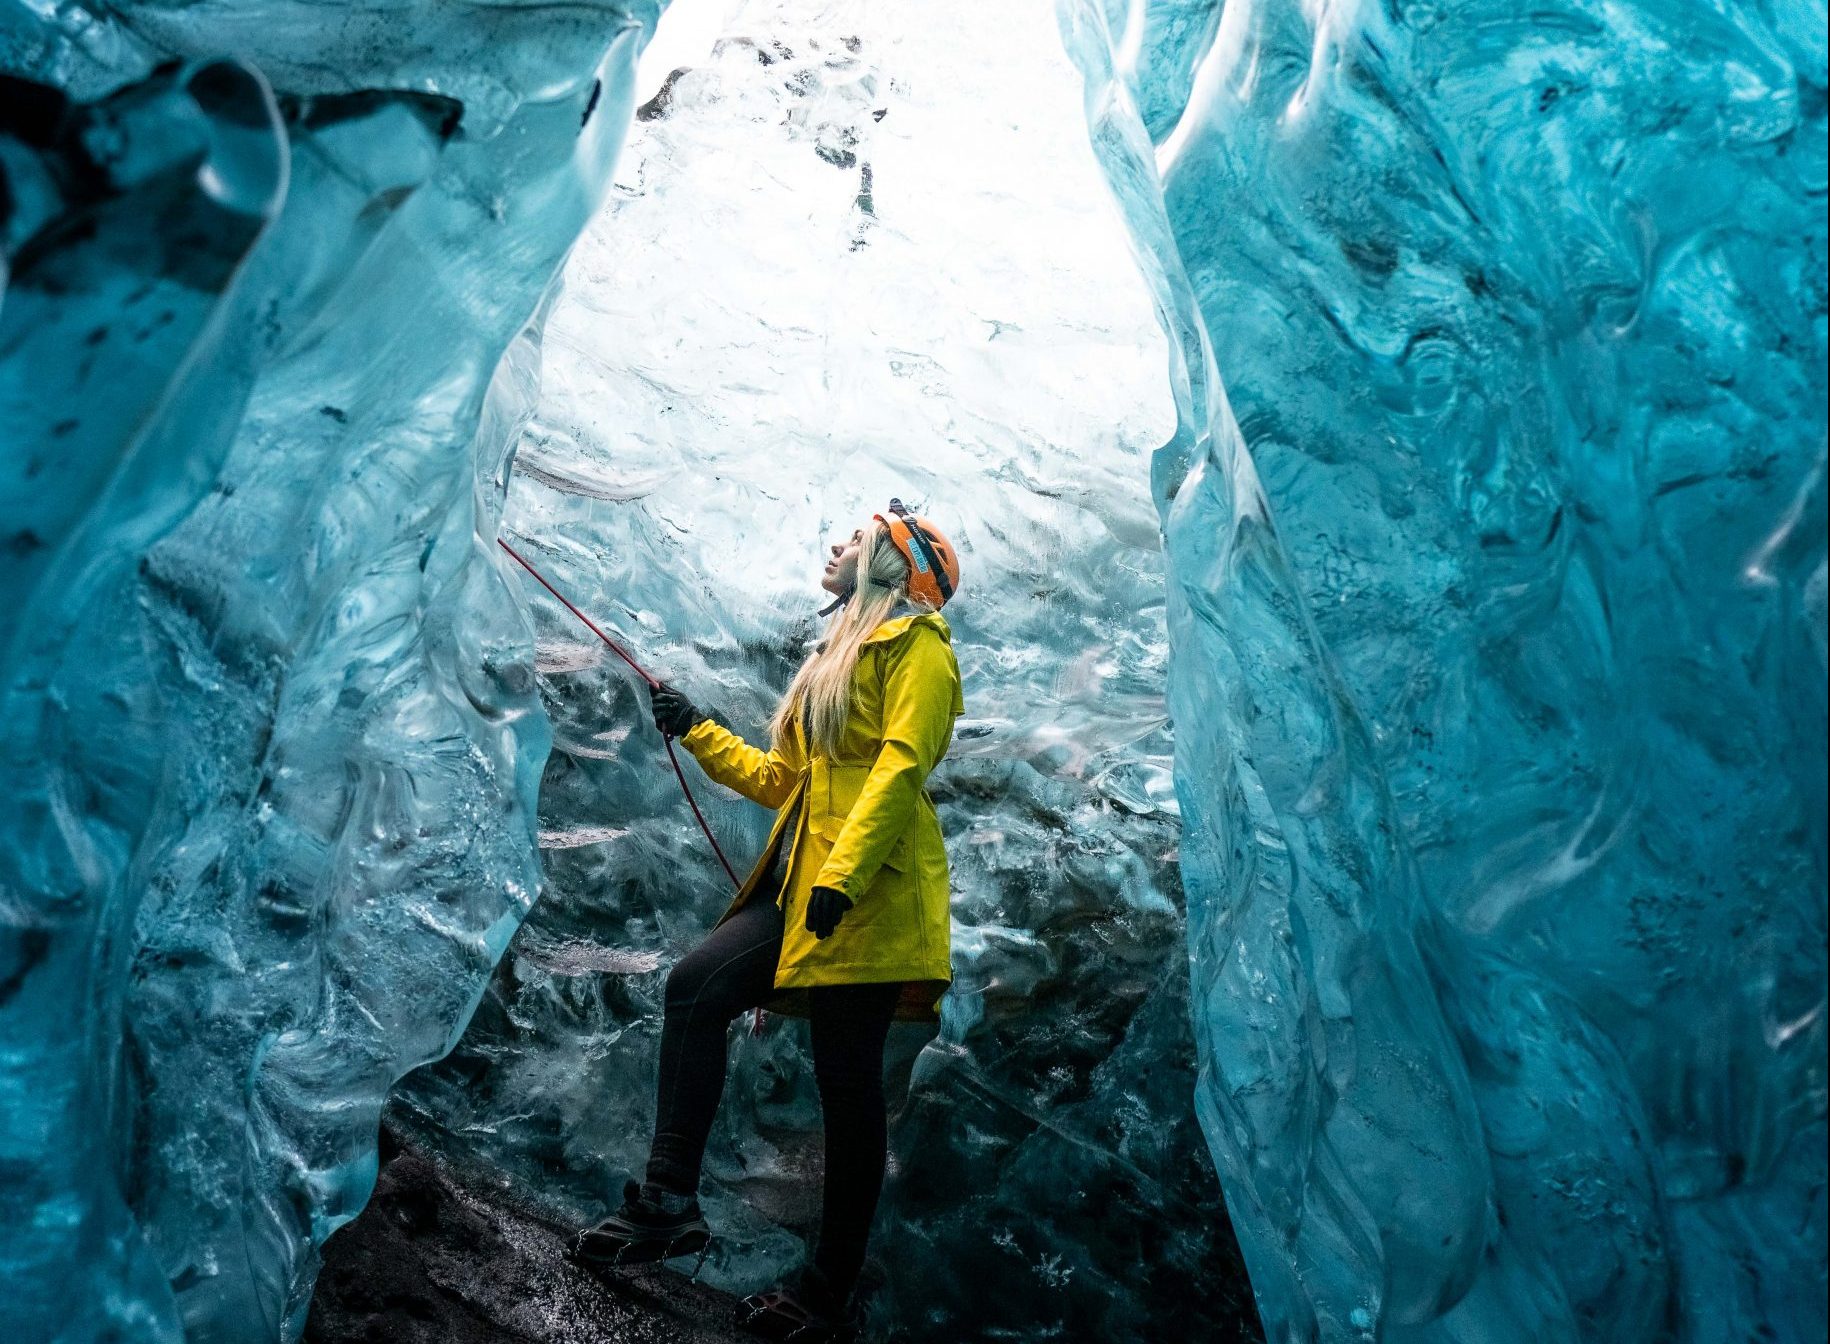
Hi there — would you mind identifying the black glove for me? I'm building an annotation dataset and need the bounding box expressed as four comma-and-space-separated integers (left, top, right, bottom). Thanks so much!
648, 682, 705, 738
805, 886, 853, 940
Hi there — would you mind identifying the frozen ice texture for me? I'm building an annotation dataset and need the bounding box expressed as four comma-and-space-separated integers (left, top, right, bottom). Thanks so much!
1, 3, 659, 1338
394, 1, 1260, 1338
1067, 0, 1828, 1341
5, 0, 1822, 1340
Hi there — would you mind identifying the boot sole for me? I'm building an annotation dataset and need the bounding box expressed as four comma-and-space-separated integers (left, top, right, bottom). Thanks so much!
572, 1225, 712, 1271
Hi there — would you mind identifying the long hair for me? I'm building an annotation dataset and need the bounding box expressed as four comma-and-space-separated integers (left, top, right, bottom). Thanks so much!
770, 519, 918, 758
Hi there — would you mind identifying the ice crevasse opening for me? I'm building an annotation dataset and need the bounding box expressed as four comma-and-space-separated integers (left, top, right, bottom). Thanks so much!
1, 1, 1825, 1342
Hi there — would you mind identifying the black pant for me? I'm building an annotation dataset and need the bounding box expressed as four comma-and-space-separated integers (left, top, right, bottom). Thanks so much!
646, 895, 900, 1299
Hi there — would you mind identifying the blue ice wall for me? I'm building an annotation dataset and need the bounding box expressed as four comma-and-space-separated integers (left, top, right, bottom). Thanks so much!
5, 0, 1822, 1340
1068, 0, 1828, 1340
1, 4, 660, 1338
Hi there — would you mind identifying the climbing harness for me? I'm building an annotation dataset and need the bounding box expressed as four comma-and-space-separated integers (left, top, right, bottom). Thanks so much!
497, 538, 769, 1035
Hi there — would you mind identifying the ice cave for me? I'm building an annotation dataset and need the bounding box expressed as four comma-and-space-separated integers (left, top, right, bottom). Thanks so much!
1, 1, 1824, 1342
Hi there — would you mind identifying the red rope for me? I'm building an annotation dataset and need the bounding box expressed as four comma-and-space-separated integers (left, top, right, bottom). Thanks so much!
497, 538, 662, 689
663, 736, 742, 889
497, 537, 742, 891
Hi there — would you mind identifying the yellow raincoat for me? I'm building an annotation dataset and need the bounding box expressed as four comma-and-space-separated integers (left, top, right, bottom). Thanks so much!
679, 612, 964, 1022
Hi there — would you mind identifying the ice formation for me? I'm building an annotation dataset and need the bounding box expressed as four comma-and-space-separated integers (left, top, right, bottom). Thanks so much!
1067, 0, 1828, 1340
2, 3, 660, 1338
3, 0, 1823, 1342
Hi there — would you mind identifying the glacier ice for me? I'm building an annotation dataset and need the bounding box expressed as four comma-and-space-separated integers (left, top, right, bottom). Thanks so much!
392, 3, 1261, 1338
3, 0, 1823, 1341
2, 3, 660, 1338
1066, 0, 1828, 1341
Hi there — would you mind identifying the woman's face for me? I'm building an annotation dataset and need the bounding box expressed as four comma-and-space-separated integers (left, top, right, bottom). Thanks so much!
821, 526, 866, 596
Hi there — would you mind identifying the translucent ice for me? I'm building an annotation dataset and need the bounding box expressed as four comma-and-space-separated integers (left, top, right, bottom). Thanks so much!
1068, 1, 1828, 1340
2, 4, 659, 1338
4, 0, 1822, 1342
395, 3, 1260, 1338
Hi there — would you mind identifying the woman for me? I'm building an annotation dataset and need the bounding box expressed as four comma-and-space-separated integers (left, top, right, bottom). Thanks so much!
578, 501, 965, 1342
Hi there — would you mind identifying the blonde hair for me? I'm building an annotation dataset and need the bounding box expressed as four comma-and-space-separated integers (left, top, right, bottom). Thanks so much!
770, 519, 921, 757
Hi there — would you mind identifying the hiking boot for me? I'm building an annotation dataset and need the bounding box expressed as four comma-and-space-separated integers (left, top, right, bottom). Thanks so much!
574, 1180, 711, 1268
734, 1264, 859, 1342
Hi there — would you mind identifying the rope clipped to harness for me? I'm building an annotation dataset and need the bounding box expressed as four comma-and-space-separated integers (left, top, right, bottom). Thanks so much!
496, 538, 768, 1035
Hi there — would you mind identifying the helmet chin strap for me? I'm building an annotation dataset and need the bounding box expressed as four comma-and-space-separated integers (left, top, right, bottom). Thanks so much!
817, 575, 901, 617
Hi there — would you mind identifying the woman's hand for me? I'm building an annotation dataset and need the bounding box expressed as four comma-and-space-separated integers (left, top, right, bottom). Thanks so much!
805, 886, 852, 939
648, 682, 704, 738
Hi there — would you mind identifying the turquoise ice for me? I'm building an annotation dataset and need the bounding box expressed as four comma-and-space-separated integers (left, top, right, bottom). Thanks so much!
1068, 1, 1827, 1340
3, 1, 1823, 1341
2, 4, 660, 1336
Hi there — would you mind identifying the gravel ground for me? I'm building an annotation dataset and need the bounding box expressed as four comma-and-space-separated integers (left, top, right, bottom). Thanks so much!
306, 1131, 754, 1344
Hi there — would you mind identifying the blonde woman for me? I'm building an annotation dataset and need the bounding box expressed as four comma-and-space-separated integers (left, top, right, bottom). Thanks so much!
579, 502, 964, 1342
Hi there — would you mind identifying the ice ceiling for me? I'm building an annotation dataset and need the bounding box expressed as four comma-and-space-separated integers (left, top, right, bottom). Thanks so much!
1, 1, 1824, 1343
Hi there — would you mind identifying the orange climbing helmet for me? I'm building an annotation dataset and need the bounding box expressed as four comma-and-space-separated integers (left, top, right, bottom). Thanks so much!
875, 498, 960, 609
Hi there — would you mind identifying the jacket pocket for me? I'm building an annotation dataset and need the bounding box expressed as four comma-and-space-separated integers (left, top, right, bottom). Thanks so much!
814, 811, 914, 871
812, 763, 870, 834
824, 761, 871, 815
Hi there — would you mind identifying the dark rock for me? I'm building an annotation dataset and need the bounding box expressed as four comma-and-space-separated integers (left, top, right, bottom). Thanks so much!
307, 1133, 752, 1344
